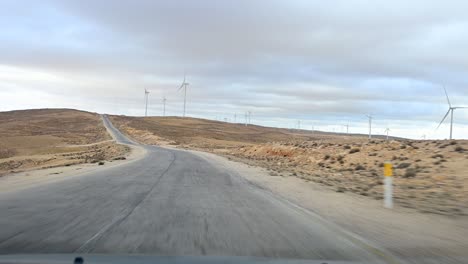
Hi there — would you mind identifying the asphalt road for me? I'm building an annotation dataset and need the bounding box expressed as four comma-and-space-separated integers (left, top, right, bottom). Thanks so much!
0, 116, 389, 263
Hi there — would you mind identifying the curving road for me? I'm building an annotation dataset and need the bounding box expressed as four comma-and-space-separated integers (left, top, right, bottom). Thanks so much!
0, 116, 389, 263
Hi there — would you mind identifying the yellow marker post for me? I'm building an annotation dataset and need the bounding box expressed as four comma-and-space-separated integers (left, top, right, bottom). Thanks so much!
383, 162, 393, 209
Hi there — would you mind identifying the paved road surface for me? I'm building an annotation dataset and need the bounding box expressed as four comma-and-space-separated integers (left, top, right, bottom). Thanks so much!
0, 116, 389, 263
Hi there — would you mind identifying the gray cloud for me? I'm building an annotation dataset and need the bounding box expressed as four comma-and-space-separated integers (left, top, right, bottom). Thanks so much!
1, 0, 468, 138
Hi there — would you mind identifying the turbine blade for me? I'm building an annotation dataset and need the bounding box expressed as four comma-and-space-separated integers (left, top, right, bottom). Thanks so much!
178, 73, 187, 91
437, 109, 451, 129
454, 106, 468, 109
444, 87, 452, 107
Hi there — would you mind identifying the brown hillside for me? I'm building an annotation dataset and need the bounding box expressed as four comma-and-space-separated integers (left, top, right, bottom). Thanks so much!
0, 109, 128, 175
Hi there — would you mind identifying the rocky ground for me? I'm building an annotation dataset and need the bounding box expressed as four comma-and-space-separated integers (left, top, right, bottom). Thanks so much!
218, 139, 468, 216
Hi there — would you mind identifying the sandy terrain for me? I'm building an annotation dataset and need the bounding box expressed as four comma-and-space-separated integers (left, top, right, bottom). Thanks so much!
110, 115, 467, 216
0, 109, 130, 176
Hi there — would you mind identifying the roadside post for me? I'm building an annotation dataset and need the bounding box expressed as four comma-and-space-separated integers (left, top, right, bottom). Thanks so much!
384, 162, 393, 209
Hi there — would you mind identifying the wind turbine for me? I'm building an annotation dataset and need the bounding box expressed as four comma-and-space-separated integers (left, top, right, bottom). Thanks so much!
178, 73, 189, 117
342, 123, 349, 134
144, 88, 150, 117
384, 128, 390, 140
162, 96, 167, 117
366, 114, 373, 139
437, 87, 468, 140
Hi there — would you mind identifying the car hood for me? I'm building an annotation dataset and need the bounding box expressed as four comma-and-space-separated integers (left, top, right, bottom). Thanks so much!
0, 254, 364, 264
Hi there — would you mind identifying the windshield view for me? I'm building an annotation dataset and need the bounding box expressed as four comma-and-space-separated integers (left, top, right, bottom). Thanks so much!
0, 1, 467, 264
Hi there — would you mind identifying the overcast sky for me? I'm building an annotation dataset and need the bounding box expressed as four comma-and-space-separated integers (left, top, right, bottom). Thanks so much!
1, 0, 468, 139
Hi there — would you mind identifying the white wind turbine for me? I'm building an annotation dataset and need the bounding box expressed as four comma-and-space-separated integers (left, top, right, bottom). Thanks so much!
384, 127, 390, 140
162, 96, 167, 117
437, 87, 468, 140
366, 114, 373, 139
144, 88, 150, 117
178, 73, 190, 117
342, 123, 349, 134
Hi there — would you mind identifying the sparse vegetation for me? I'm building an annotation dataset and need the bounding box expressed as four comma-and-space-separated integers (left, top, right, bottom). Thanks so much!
403, 168, 417, 178
349, 148, 360, 154
397, 163, 411, 169
336, 186, 346, 193
355, 164, 365, 171
455, 146, 465, 152
0, 148, 16, 159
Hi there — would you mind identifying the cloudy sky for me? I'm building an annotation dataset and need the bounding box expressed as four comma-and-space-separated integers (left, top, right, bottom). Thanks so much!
1, 0, 468, 139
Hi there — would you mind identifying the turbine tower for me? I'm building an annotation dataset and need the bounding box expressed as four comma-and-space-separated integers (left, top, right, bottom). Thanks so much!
384, 128, 390, 140
178, 73, 189, 117
162, 96, 167, 117
343, 124, 349, 134
437, 87, 468, 140
366, 114, 373, 139
144, 88, 150, 117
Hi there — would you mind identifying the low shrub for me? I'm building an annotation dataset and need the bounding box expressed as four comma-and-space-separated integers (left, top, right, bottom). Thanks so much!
403, 168, 417, 178
397, 163, 411, 169
349, 148, 360, 154
355, 164, 366, 170
336, 186, 346, 193
455, 146, 465, 152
